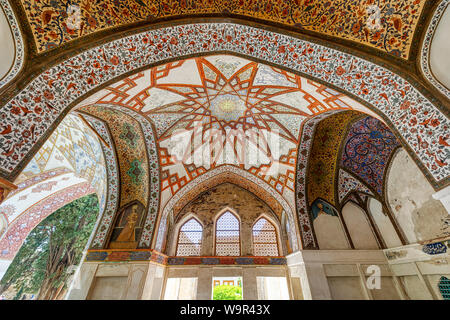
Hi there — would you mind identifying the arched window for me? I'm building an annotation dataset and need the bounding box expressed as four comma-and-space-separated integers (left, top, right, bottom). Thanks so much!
176, 218, 203, 256
215, 211, 240, 256
252, 217, 279, 256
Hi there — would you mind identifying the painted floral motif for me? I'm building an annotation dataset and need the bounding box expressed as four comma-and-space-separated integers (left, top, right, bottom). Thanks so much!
30, 180, 58, 193
119, 123, 139, 149
8, 168, 71, 198
296, 110, 343, 249
0, 23, 448, 185
109, 106, 160, 248
307, 111, 361, 206
422, 242, 447, 255
337, 169, 373, 203
341, 116, 400, 195
83, 107, 160, 248
84, 55, 369, 203
20, 0, 425, 58
11, 114, 107, 210
0, 182, 95, 259
82, 115, 119, 249
80, 106, 149, 208
127, 159, 144, 185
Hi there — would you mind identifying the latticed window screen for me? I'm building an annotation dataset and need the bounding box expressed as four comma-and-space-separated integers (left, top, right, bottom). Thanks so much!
252, 218, 279, 256
215, 211, 240, 256
439, 276, 450, 300
176, 218, 203, 256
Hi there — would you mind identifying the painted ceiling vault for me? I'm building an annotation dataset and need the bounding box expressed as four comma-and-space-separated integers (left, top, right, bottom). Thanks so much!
0, 22, 448, 189
77, 54, 378, 206
0, 0, 447, 280
0, 114, 106, 258
20, 0, 426, 59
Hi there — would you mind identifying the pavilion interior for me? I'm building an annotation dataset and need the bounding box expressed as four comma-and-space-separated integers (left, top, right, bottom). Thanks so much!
0, 0, 449, 300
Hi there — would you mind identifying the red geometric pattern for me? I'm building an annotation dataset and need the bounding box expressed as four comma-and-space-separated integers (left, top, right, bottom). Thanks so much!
75, 55, 383, 200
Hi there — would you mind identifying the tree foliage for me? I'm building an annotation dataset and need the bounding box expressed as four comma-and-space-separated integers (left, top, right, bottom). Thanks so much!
0, 193, 99, 300
213, 285, 243, 300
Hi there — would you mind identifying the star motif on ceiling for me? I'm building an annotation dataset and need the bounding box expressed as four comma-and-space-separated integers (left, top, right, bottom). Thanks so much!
146, 58, 311, 143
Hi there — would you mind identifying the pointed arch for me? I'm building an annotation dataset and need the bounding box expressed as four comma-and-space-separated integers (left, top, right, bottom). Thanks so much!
79, 104, 161, 249
175, 215, 204, 257
154, 164, 299, 253
0, 23, 448, 192
420, 0, 450, 98
252, 214, 281, 256
341, 200, 380, 250
214, 208, 241, 256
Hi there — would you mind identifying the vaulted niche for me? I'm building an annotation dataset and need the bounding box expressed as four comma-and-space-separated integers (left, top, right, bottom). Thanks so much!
0, 6, 16, 82
429, 4, 450, 90
168, 183, 284, 257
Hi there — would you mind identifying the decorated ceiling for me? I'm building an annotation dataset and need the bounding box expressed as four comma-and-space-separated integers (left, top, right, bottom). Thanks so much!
11, 113, 106, 206
77, 54, 378, 206
0, 114, 105, 258
0, 1, 447, 256
20, 0, 426, 59
0, 22, 448, 189
307, 112, 401, 208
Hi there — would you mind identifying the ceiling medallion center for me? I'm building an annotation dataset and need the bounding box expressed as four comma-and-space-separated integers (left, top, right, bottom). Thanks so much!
209, 94, 247, 122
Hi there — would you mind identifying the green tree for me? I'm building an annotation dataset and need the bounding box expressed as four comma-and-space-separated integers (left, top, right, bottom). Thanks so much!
213, 285, 243, 300
0, 193, 99, 300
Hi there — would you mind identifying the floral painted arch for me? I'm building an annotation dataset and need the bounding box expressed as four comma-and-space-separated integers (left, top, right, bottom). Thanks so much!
0, 22, 448, 189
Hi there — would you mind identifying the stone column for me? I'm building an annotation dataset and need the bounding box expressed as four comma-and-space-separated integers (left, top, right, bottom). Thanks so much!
196, 267, 213, 300
141, 262, 166, 300
242, 267, 257, 300
286, 251, 332, 300
65, 262, 98, 300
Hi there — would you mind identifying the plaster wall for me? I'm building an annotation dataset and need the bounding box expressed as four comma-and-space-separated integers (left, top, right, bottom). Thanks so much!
342, 202, 379, 250
430, 4, 450, 90
0, 7, 15, 81
313, 215, 350, 250
66, 261, 164, 300
386, 149, 449, 243
368, 198, 403, 248
287, 250, 402, 300
384, 242, 450, 300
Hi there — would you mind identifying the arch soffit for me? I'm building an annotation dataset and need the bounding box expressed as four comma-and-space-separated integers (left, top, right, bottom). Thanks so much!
0, 23, 447, 190
155, 164, 299, 250
0, 0, 25, 89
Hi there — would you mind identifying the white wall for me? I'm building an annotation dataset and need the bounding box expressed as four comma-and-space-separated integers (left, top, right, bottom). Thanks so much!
313, 214, 350, 250
386, 149, 448, 243
341, 201, 379, 250
368, 198, 403, 248
430, 4, 450, 90
0, 7, 15, 81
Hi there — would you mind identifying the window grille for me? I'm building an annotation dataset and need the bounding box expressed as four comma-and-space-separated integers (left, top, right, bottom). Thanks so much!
252, 218, 279, 256
176, 218, 203, 256
215, 211, 240, 256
